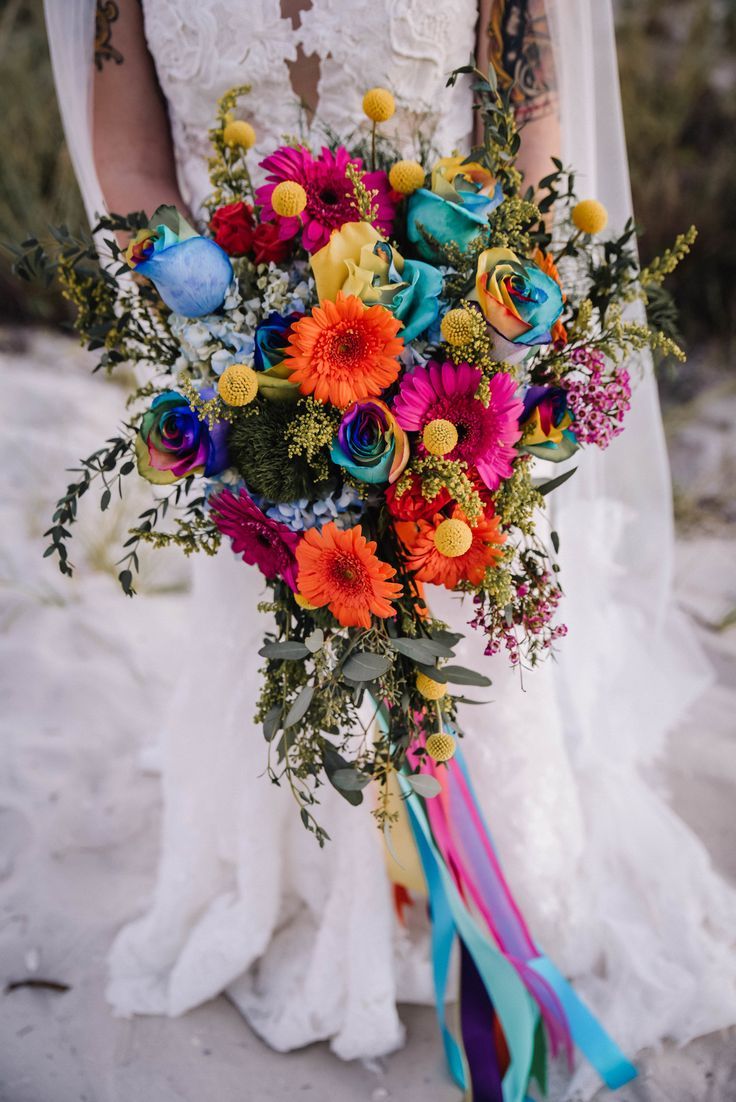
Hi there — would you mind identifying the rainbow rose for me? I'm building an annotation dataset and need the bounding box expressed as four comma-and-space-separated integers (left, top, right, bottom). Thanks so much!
254, 311, 302, 371
406, 156, 503, 262
135, 389, 229, 485
311, 222, 442, 342
125, 206, 233, 318
331, 399, 409, 485
475, 247, 564, 364
520, 385, 578, 461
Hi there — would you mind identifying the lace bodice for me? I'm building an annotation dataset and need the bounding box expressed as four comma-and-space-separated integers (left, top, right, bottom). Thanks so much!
141, 0, 478, 213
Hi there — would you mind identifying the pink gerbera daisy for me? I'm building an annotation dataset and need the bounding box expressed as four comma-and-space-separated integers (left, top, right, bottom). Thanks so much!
392, 361, 524, 490
210, 487, 300, 590
256, 145, 397, 254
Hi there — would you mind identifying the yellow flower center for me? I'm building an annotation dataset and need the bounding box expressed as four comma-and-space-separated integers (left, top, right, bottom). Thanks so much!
217, 363, 258, 407
416, 672, 446, 701
572, 199, 608, 236
271, 180, 308, 218
223, 120, 256, 150
440, 308, 475, 346
422, 418, 458, 457
388, 160, 425, 195
295, 593, 317, 610
362, 87, 396, 123
433, 518, 473, 558
425, 732, 457, 763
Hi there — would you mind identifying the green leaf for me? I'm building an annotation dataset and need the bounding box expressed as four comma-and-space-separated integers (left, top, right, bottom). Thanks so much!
551, 530, 560, 554
453, 696, 493, 706
283, 685, 314, 728
430, 629, 463, 649
440, 665, 493, 687
259, 641, 310, 660
342, 651, 393, 682
262, 705, 282, 742
322, 745, 364, 806
100, 489, 111, 512
331, 768, 371, 792
535, 466, 578, 496
406, 773, 442, 799
305, 628, 324, 654
390, 638, 454, 664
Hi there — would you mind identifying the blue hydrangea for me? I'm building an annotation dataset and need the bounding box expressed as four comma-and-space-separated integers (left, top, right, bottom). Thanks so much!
254, 485, 364, 532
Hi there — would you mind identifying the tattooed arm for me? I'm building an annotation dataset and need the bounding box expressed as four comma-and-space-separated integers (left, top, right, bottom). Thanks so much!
93, 0, 187, 217
477, 0, 561, 192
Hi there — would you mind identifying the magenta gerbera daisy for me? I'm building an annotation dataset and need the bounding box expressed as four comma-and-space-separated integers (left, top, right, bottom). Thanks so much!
255, 145, 397, 254
393, 361, 524, 490
210, 487, 300, 590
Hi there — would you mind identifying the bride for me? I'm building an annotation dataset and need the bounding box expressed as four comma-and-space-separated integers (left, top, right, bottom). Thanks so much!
45, 0, 736, 1096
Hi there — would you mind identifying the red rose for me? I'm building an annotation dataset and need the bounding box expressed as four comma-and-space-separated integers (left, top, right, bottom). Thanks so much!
386, 474, 450, 522
252, 221, 292, 265
210, 202, 255, 256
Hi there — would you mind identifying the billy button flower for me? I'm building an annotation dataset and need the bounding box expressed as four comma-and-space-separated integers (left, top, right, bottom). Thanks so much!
572, 199, 608, 236
362, 86, 396, 170
388, 160, 425, 196
223, 119, 256, 150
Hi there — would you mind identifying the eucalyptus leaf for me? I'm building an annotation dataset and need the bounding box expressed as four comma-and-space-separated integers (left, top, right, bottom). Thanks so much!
430, 629, 463, 649
440, 665, 493, 687
305, 628, 324, 654
415, 662, 448, 684
262, 704, 282, 742
322, 745, 364, 806
259, 641, 310, 660
283, 685, 314, 728
390, 638, 454, 664
331, 768, 371, 792
406, 773, 442, 799
453, 696, 493, 706
342, 651, 393, 682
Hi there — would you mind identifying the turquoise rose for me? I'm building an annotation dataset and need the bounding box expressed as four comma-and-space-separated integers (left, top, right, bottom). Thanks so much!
406, 156, 504, 262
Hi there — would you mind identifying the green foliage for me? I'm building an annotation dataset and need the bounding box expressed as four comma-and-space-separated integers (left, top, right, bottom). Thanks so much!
230, 399, 334, 502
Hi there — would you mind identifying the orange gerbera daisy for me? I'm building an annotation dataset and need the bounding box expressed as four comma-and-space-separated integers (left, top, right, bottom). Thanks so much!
404, 506, 506, 588
295, 521, 402, 628
532, 247, 568, 346
285, 292, 404, 408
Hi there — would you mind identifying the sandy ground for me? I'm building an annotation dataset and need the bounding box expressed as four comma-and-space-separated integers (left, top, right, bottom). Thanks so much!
1, 328, 735, 1102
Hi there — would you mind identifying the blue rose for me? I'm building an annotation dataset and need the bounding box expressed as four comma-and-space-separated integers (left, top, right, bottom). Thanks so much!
126, 207, 233, 318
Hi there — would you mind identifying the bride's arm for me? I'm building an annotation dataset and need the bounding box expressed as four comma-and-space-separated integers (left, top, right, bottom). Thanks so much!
92, 0, 186, 215
477, 0, 561, 191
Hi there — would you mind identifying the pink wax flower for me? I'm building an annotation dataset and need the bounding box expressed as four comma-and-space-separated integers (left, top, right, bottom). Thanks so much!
256, 145, 397, 254
392, 361, 524, 491
564, 347, 632, 449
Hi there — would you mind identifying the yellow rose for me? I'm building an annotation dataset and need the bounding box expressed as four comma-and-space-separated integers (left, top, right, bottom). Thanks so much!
310, 222, 443, 343
311, 222, 403, 305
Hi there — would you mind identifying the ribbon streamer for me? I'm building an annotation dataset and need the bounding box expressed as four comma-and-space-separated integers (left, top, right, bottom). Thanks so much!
382, 701, 637, 1100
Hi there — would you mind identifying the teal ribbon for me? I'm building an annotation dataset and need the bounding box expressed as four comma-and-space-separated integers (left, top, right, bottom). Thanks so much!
400, 776, 539, 1102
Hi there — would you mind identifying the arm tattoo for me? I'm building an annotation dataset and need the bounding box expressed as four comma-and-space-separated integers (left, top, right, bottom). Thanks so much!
486, 0, 557, 122
95, 1, 123, 70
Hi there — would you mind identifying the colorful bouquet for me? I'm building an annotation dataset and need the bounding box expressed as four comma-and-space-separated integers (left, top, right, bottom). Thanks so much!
16, 67, 695, 1098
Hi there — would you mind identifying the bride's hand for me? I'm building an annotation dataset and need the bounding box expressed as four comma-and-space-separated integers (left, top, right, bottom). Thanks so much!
92, 0, 189, 222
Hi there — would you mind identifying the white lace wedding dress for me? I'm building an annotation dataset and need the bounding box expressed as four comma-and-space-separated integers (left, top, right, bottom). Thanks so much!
44, 1, 736, 1096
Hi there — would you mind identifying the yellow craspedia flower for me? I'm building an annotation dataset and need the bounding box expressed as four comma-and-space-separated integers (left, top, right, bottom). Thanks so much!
425, 732, 457, 763
223, 120, 256, 150
434, 517, 473, 558
422, 418, 458, 457
572, 199, 608, 236
440, 308, 475, 346
363, 87, 396, 123
271, 180, 308, 218
295, 593, 317, 610
388, 159, 425, 195
416, 672, 446, 701
217, 363, 258, 407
